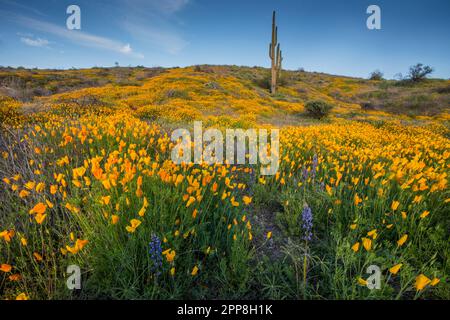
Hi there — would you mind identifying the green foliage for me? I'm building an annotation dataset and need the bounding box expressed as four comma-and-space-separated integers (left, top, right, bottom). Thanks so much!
369, 70, 384, 81
304, 100, 334, 119
408, 63, 434, 82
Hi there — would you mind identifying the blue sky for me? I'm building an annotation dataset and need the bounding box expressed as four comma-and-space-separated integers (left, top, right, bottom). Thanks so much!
0, 0, 449, 79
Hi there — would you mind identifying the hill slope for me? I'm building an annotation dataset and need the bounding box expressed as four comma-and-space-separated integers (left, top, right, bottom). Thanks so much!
1, 65, 449, 127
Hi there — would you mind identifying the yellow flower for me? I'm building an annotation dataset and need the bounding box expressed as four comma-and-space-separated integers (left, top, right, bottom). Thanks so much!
430, 278, 440, 286
24, 181, 36, 190
420, 210, 430, 219
367, 229, 377, 238
111, 215, 119, 225
415, 274, 431, 291
362, 237, 372, 251
35, 182, 45, 192
35, 213, 47, 224
325, 184, 332, 196
242, 196, 252, 205
66, 239, 89, 254
389, 263, 403, 275
267, 231, 272, 239
351, 242, 360, 252
354, 193, 362, 206
29, 202, 47, 215
126, 219, 141, 233
50, 185, 58, 194
0, 264, 12, 272
101, 196, 111, 205
191, 265, 199, 276
162, 249, 176, 262
138, 206, 146, 217
0, 229, 15, 242
186, 196, 196, 208
45, 199, 54, 208
33, 252, 43, 262
350, 224, 357, 230
170, 267, 176, 276
19, 190, 30, 198
357, 277, 368, 286
16, 293, 29, 300
143, 197, 149, 208
397, 234, 408, 247
21, 237, 27, 246
391, 200, 400, 211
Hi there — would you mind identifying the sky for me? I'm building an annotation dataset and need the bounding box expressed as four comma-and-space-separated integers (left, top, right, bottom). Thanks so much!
0, 0, 449, 79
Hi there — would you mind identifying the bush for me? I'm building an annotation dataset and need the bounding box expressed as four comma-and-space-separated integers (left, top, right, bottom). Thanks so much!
360, 102, 377, 110
369, 70, 384, 81
408, 63, 433, 82
165, 89, 190, 99
253, 73, 271, 90
305, 100, 334, 119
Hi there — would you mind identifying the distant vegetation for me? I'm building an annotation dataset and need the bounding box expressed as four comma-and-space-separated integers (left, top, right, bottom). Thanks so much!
0, 64, 448, 122
305, 100, 334, 119
408, 63, 434, 82
369, 70, 384, 81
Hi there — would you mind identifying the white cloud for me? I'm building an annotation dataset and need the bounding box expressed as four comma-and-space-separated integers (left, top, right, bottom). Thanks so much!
122, 21, 188, 54
120, 43, 132, 54
20, 36, 49, 47
116, 0, 190, 54
15, 15, 144, 58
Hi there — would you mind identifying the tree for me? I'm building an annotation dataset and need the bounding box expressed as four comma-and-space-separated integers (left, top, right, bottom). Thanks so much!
408, 63, 433, 82
369, 70, 384, 80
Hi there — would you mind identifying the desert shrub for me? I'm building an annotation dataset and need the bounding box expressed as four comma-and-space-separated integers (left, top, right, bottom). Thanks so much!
253, 73, 271, 90
204, 81, 222, 90
434, 85, 450, 94
360, 102, 377, 110
304, 100, 334, 119
369, 70, 384, 81
193, 65, 215, 73
165, 89, 190, 100
408, 63, 434, 82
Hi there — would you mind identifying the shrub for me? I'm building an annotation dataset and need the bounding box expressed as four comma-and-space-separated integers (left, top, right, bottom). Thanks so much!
253, 73, 271, 90
408, 63, 433, 82
304, 100, 334, 119
369, 70, 384, 81
165, 89, 190, 99
360, 102, 377, 110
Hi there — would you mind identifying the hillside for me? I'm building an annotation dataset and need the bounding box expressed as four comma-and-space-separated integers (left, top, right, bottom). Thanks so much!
0, 65, 449, 300
1, 65, 449, 128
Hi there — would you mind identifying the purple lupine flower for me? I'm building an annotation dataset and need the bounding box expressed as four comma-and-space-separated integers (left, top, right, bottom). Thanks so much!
149, 234, 162, 276
301, 204, 313, 241
311, 154, 318, 179
302, 167, 309, 181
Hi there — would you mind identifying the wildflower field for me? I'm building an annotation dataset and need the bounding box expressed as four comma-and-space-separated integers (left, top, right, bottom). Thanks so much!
0, 66, 449, 300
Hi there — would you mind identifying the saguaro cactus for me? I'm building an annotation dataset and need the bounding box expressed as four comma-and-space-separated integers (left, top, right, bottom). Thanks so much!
269, 11, 283, 94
